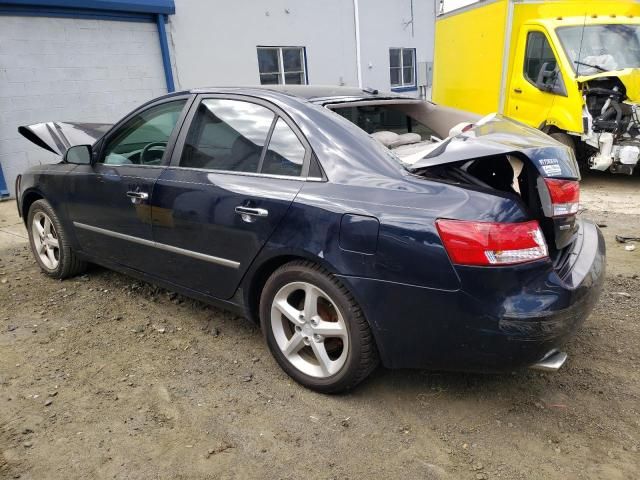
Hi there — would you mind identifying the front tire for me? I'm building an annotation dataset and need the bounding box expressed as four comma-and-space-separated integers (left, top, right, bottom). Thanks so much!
27, 199, 86, 279
260, 261, 379, 393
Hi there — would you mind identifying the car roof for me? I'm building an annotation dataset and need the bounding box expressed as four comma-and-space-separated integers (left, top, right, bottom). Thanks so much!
185, 85, 416, 104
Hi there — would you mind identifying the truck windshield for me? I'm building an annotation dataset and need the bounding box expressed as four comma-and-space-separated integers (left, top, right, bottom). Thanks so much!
557, 24, 640, 75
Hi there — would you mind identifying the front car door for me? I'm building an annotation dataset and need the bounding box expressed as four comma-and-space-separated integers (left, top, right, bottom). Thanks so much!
65, 96, 191, 271
151, 94, 317, 299
506, 28, 566, 127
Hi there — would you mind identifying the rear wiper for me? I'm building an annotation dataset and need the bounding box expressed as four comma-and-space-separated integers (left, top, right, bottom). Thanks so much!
575, 60, 607, 72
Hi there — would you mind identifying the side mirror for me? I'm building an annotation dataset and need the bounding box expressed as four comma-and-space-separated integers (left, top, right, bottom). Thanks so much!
535, 62, 557, 91
64, 145, 92, 165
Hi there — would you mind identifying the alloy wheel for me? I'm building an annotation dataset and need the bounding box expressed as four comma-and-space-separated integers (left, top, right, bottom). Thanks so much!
270, 281, 349, 378
31, 211, 60, 270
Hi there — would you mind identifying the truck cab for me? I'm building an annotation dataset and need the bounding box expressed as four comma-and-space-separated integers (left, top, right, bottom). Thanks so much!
433, 0, 640, 175
507, 17, 640, 174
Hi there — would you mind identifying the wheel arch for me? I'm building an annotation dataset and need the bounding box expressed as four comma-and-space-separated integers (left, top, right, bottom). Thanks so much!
242, 249, 340, 325
20, 189, 45, 224
242, 249, 390, 367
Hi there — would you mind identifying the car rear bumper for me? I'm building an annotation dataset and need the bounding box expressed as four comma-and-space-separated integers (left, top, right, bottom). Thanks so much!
338, 219, 606, 371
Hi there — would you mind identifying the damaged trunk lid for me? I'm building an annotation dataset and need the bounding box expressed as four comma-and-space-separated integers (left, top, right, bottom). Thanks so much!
407, 115, 581, 253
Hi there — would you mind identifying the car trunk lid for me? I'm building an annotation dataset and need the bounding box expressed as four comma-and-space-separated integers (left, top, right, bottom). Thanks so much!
408, 115, 581, 252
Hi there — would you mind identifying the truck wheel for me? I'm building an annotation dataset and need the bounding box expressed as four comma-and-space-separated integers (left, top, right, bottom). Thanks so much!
27, 199, 87, 279
260, 260, 379, 393
549, 132, 588, 173
550, 132, 575, 153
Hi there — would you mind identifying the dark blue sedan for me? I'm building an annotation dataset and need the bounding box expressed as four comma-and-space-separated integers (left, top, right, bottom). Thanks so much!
15, 86, 605, 392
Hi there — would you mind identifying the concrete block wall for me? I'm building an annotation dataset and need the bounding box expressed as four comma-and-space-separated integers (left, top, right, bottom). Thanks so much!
0, 15, 168, 197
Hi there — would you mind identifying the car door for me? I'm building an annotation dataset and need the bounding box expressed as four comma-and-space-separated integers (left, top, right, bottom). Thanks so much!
506, 28, 563, 128
151, 94, 316, 299
65, 96, 191, 271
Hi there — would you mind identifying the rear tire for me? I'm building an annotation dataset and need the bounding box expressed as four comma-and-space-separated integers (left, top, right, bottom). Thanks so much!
27, 199, 86, 279
259, 260, 379, 393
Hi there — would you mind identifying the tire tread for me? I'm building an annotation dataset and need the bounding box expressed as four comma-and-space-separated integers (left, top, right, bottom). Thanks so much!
263, 260, 379, 393
28, 199, 86, 279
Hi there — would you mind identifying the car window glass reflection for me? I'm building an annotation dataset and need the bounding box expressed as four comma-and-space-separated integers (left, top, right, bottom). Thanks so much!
261, 118, 305, 176
180, 99, 275, 173
101, 100, 187, 166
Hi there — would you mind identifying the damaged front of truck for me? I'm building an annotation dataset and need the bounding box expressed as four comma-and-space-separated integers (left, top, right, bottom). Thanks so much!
555, 20, 640, 175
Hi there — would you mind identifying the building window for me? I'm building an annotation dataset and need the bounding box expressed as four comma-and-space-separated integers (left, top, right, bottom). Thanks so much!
257, 47, 307, 85
389, 48, 416, 89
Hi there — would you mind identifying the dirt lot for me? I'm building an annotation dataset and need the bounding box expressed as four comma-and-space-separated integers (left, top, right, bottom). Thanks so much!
1, 172, 639, 480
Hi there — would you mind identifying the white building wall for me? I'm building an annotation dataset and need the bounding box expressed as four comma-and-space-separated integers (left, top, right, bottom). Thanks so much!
358, 0, 437, 95
168, 0, 359, 89
0, 16, 167, 197
168, 0, 435, 94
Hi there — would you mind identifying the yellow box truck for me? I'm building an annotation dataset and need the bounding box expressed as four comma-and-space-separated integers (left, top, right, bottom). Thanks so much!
433, 0, 640, 174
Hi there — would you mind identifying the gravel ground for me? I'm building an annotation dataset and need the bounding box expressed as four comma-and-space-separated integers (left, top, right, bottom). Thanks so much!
0, 172, 639, 480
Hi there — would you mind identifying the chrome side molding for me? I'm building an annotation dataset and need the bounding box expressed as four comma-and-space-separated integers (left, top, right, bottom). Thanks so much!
73, 222, 240, 269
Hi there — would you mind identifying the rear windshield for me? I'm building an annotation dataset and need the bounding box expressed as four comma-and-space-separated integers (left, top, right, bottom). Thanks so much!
333, 105, 437, 139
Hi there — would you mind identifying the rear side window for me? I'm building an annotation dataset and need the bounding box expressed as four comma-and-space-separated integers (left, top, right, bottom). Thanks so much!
180, 99, 275, 173
180, 98, 307, 177
261, 118, 305, 176
524, 31, 557, 84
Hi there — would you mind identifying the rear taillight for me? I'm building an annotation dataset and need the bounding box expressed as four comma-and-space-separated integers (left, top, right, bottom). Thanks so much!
543, 178, 580, 217
436, 219, 549, 266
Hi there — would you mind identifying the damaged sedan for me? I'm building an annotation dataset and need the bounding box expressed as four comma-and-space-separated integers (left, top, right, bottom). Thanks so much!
15, 86, 605, 392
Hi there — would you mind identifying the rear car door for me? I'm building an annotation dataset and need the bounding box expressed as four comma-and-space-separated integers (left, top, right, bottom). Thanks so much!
65, 96, 191, 271
151, 94, 315, 299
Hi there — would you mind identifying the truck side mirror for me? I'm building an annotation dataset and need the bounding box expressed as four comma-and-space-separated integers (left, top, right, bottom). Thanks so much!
536, 62, 557, 91
64, 145, 92, 165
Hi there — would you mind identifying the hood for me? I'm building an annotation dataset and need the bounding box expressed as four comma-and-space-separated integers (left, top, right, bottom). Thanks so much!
18, 122, 112, 156
577, 68, 640, 102
409, 114, 580, 179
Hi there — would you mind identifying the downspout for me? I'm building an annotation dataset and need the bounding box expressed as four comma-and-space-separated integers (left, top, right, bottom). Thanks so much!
156, 13, 175, 92
353, 0, 363, 88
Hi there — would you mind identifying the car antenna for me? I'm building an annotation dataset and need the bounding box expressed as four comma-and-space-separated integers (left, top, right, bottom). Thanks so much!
362, 87, 379, 95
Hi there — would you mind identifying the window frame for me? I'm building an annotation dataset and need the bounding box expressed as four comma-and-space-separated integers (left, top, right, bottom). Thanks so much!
169, 93, 320, 181
94, 94, 194, 169
257, 46, 308, 86
389, 47, 417, 91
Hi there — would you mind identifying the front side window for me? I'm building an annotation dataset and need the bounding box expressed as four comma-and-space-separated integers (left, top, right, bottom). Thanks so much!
257, 47, 307, 85
101, 100, 187, 166
524, 31, 558, 85
389, 48, 416, 88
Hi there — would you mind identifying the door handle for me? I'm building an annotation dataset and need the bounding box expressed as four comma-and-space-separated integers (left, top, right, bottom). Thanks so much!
126, 191, 149, 204
235, 206, 269, 223
514, 88, 523, 94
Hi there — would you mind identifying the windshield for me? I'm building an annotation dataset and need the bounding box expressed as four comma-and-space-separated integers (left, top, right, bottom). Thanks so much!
557, 24, 640, 75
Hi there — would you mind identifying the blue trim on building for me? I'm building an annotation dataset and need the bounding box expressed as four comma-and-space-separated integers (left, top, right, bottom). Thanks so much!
0, 0, 174, 15
0, 165, 9, 198
0, 4, 153, 21
391, 85, 418, 93
156, 13, 174, 92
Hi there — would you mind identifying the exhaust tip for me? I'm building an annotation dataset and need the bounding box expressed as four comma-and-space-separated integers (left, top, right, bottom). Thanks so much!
530, 350, 568, 372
